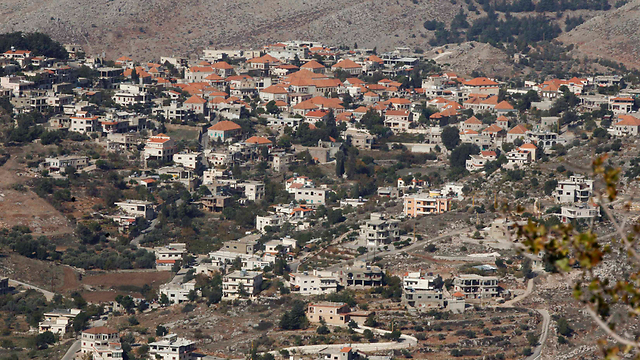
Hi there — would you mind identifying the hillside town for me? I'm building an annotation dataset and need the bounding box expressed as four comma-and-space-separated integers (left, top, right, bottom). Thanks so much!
0, 36, 639, 360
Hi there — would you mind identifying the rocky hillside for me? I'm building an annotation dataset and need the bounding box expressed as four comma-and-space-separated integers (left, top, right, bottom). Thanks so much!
0, 0, 461, 60
560, 0, 640, 68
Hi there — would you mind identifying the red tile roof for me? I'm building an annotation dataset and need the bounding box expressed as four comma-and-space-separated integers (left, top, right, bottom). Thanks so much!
209, 121, 241, 131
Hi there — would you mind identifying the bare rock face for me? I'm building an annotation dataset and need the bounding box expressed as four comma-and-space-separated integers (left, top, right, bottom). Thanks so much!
560, 0, 640, 68
0, 0, 460, 60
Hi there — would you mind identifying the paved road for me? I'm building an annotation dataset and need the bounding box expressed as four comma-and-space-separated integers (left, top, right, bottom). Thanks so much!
494, 279, 550, 360
131, 198, 183, 246
527, 309, 551, 360
61, 339, 80, 360
9, 279, 56, 301
131, 217, 160, 246
502, 278, 534, 307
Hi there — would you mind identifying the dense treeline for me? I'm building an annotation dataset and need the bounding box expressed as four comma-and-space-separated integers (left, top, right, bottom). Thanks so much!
466, 13, 562, 47
0, 32, 68, 59
490, 0, 610, 12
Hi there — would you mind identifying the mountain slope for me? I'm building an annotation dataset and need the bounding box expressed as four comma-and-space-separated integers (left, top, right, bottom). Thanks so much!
560, 0, 640, 68
0, 0, 460, 60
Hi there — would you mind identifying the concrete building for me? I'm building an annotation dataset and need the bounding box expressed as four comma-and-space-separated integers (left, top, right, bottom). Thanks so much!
38, 309, 81, 335
81, 327, 123, 360
44, 155, 89, 172
222, 270, 263, 299
289, 270, 339, 295
114, 200, 155, 220
337, 261, 383, 288
198, 195, 232, 212
149, 334, 196, 360
173, 151, 202, 170
159, 279, 197, 304
222, 235, 259, 254
402, 272, 443, 310
241, 181, 265, 202
70, 113, 99, 133
256, 214, 284, 233
554, 175, 594, 204
359, 213, 400, 247
403, 192, 452, 217
154, 243, 187, 270
294, 187, 327, 205
560, 203, 601, 224
319, 346, 357, 360
453, 274, 499, 300
307, 302, 351, 325
144, 133, 176, 163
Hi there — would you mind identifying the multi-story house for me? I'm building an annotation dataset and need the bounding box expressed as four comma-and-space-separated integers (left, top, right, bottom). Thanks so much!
159, 279, 197, 304
222, 270, 263, 299
611, 115, 640, 136
453, 274, 499, 300
38, 309, 81, 335
154, 243, 187, 270
207, 120, 242, 142
383, 110, 412, 133
465, 151, 497, 172
81, 327, 123, 360
554, 175, 594, 204
144, 133, 176, 163
403, 192, 452, 217
289, 270, 339, 295
241, 181, 265, 202
294, 187, 327, 205
306, 302, 351, 325
255, 214, 283, 233
337, 261, 383, 288
402, 272, 443, 310
70, 112, 99, 134
359, 213, 400, 247
173, 151, 202, 170
560, 203, 601, 224
149, 334, 196, 360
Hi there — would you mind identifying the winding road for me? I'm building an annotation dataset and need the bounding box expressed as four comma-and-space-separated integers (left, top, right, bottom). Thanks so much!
8, 279, 56, 301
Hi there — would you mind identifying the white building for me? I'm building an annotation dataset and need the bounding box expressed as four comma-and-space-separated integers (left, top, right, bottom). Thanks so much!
256, 214, 284, 233
289, 270, 339, 295
149, 334, 196, 360
81, 327, 123, 360
159, 279, 197, 304
114, 200, 155, 220
70, 113, 99, 133
560, 203, 600, 223
144, 133, 176, 164
44, 155, 89, 172
222, 270, 263, 299
173, 151, 201, 169
294, 187, 327, 205
38, 309, 81, 335
555, 175, 594, 204
402, 272, 443, 310
241, 181, 265, 202
154, 243, 187, 270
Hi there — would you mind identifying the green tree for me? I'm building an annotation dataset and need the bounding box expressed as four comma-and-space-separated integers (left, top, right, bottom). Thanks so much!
449, 143, 480, 169
279, 300, 308, 330
441, 126, 460, 151
335, 151, 345, 177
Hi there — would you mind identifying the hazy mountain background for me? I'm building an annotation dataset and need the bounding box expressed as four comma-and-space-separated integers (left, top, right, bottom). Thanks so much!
0, 0, 637, 69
